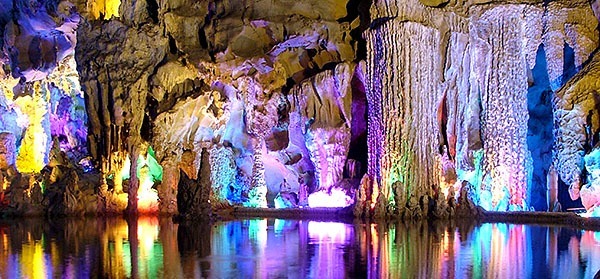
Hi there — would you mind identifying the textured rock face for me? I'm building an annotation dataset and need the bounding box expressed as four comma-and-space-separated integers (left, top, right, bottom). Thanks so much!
555, 50, 600, 216
176, 148, 212, 220
2, 0, 79, 81
70, 0, 365, 213
0, 1, 93, 216
554, 52, 600, 183
0, 133, 16, 170
364, 0, 598, 217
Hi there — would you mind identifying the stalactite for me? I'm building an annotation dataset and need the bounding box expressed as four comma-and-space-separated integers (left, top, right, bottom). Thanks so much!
366, 19, 443, 217
125, 145, 140, 215
209, 145, 236, 207
471, 6, 531, 211
158, 155, 179, 214
364, 0, 598, 217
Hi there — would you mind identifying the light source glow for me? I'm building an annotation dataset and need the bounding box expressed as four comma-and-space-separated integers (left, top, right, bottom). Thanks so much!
14, 88, 49, 173
308, 188, 354, 208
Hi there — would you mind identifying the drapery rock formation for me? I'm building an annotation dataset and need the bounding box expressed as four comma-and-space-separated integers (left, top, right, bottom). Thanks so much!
0, 0, 599, 219
364, 0, 599, 218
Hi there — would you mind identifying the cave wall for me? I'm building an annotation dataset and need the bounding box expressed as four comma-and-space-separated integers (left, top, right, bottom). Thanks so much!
0, 0, 94, 216
364, 0, 599, 218
70, 0, 367, 214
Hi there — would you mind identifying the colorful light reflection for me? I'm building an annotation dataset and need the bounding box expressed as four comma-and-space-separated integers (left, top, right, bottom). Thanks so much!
0, 219, 599, 278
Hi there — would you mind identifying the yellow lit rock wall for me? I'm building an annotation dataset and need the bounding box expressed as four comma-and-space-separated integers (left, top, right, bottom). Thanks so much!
14, 84, 50, 173
88, 0, 120, 20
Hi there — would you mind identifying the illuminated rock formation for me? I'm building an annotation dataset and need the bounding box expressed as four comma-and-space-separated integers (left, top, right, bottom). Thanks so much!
555, 50, 600, 216
3, 0, 79, 81
176, 148, 212, 220
71, 0, 363, 214
582, 148, 600, 216
364, 0, 598, 218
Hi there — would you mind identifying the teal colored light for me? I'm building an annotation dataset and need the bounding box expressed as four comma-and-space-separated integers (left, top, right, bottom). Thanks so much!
123, 242, 132, 278
144, 146, 163, 182
472, 229, 483, 279
121, 146, 163, 182
246, 219, 266, 242
139, 243, 164, 278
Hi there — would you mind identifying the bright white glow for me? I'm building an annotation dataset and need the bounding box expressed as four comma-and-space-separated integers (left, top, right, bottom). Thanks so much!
307, 188, 354, 208
307, 221, 350, 243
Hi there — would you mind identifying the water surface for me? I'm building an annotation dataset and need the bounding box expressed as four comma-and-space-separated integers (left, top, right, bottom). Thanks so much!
0, 217, 599, 278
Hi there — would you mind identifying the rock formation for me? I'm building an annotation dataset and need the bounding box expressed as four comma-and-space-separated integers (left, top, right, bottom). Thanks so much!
0, 0, 599, 219
364, 0, 598, 218
555, 49, 600, 216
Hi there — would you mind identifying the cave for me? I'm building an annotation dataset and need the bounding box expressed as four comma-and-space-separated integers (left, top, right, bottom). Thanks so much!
0, 0, 600, 276
0, 0, 598, 218
526, 45, 554, 211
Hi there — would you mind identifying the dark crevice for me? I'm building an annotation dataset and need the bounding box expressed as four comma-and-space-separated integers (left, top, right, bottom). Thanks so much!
168, 35, 178, 54
558, 177, 584, 211
140, 113, 152, 141
346, 68, 368, 179
527, 45, 557, 211
281, 77, 296, 95
141, 95, 159, 142
147, 0, 159, 24
321, 62, 338, 71
562, 42, 577, 86
198, 28, 208, 49
286, 61, 345, 91
438, 93, 449, 155
370, 17, 394, 30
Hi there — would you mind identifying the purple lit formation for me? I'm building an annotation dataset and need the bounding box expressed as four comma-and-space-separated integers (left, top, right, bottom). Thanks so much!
0, 0, 599, 218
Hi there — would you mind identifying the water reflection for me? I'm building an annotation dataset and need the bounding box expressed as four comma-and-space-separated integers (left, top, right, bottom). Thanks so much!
0, 217, 599, 278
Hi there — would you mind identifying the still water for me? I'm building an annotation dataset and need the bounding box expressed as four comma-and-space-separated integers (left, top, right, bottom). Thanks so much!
0, 217, 599, 278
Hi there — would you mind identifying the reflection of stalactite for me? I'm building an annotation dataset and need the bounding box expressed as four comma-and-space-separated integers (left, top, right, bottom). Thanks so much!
159, 218, 183, 277
99, 218, 129, 278
126, 216, 139, 278
361, 221, 479, 278
178, 222, 212, 277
